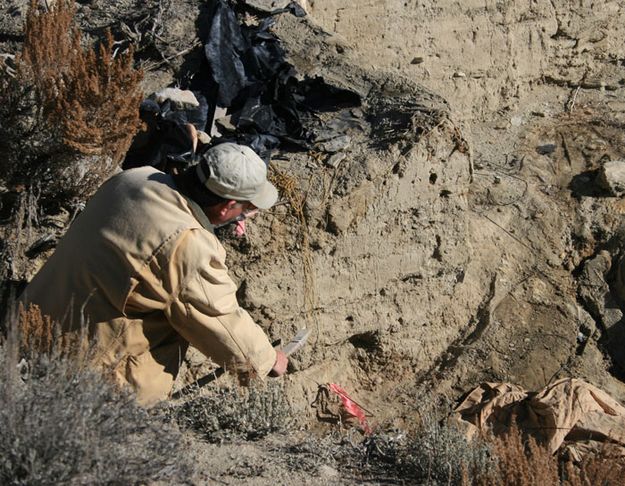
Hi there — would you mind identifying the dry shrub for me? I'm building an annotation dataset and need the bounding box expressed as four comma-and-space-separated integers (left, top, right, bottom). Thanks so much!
311, 417, 624, 485
170, 381, 294, 443
333, 416, 496, 485
0, 0, 143, 204
320, 420, 624, 485
17, 302, 54, 354
0, 303, 197, 485
396, 416, 496, 485
476, 423, 625, 486
0, 0, 143, 282
563, 448, 625, 486
481, 422, 559, 486
23, 1, 142, 163
0, 189, 40, 283
16, 303, 89, 363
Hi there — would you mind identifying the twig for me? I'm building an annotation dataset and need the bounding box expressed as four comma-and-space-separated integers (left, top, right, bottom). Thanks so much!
473, 166, 529, 207
0, 53, 16, 77
146, 40, 202, 71
473, 210, 535, 252
567, 86, 580, 113
206, 476, 230, 485
151, 0, 167, 37
560, 133, 573, 169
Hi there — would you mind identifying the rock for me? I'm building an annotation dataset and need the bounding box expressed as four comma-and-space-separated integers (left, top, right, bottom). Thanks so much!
317, 135, 351, 153
453, 71, 466, 78
215, 115, 236, 133
578, 250, 623, 331
184, 346, 208, 367
602, 307, 623, 330
536, 143, 556, 155
580, 79, 604, 90
196, 130, 211, 144
325, 33, 349, 51
410, 56, 424, 64
25, 234, 57, 258
596, 160, 625, 196
317, 465, 340, 479
327, 204, 352, 234
245, 0, 291, 11
244, 0, 308, 13
153, 88, 199, 110
326, 152, 347, 168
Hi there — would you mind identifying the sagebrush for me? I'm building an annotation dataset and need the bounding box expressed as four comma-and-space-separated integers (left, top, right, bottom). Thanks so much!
358, 419, 496, 485
171, 381, 294, 443
0, 304, 196, 485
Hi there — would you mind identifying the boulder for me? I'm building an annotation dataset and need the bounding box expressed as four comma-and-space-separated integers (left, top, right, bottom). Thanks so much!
596, 160, 625, 196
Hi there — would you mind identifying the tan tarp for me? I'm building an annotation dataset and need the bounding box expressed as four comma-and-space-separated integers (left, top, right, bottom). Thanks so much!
452, 378, 625, 460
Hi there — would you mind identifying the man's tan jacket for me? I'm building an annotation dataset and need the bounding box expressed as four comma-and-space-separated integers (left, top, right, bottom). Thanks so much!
21, 167, 276, 405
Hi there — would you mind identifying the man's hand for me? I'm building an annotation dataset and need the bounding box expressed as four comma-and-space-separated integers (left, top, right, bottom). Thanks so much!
269, 349, 288, 376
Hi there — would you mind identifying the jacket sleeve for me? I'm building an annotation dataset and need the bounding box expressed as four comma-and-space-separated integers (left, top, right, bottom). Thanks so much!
163, 229, 276, 377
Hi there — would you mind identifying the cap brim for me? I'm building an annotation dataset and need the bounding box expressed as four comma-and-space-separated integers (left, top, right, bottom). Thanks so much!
250, 180, 279, 209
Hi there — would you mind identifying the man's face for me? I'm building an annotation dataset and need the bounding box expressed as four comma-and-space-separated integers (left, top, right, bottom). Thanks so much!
214, 201, 258, 236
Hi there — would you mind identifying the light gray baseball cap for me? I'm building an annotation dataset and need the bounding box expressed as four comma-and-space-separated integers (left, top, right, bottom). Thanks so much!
196, 143, 278, 209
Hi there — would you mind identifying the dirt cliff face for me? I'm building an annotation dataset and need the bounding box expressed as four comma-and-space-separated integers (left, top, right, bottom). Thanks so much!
223, 1, 625, 418
308, 0, 625, 121
2, 0, 625, 424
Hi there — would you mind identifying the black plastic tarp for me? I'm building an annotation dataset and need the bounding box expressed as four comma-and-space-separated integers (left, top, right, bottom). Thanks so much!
124, 0, 363, 170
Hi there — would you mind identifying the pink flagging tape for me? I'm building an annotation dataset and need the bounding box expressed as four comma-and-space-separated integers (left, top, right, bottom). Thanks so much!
328, 383, 372, 434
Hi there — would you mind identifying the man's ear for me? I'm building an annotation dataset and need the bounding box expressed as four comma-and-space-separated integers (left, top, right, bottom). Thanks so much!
219, 200, 238, 217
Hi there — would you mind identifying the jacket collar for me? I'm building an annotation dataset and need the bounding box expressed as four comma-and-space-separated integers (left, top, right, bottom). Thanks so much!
181, 194, 214, 233
171, 173, 215, 232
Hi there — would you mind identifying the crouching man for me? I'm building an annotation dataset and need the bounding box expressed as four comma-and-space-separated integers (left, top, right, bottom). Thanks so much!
21, 143, 288, 406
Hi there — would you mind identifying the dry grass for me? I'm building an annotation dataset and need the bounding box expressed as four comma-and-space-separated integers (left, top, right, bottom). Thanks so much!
269, 167, 318, 325
479, 422, 559, 486
16, 303, 89, 363
17, 302, 54, 355
0, 189, 39, 282
563, 448, 625, 486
